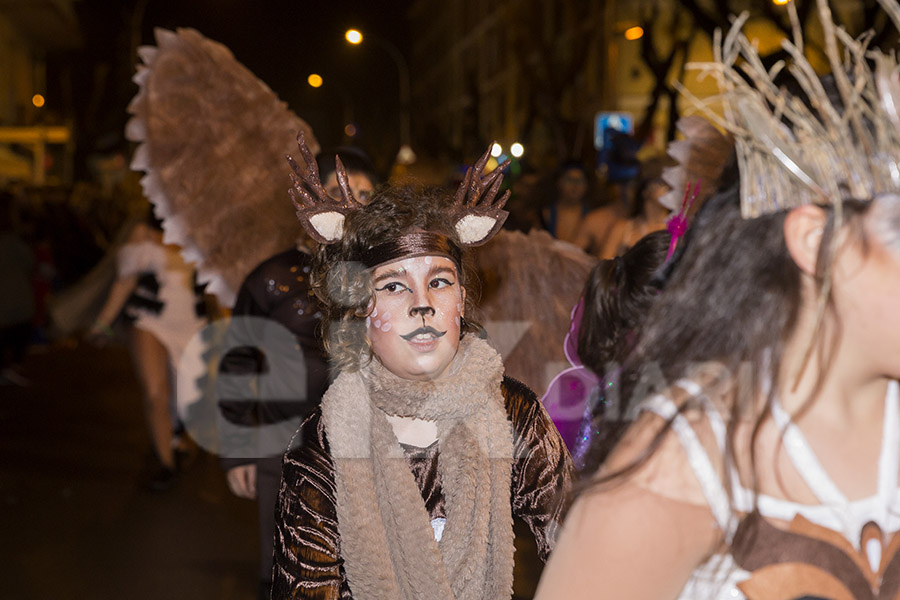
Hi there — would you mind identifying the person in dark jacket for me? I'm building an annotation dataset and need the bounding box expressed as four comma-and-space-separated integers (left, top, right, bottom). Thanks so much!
271, 139, 574, 599
219, 148, 378, 599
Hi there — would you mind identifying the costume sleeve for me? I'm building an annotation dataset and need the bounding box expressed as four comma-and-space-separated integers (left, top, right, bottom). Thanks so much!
272, 410, 353, 600
503, 377, 576, 562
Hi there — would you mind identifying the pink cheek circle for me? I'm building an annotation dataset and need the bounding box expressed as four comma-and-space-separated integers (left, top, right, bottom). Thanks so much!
373, 311, 392, 332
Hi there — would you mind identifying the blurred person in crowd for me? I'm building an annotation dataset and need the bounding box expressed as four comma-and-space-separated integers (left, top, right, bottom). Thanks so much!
89, 209, 207, 490
573, 155, 670, 259
0, 190, 35, 386
541, 231, 670, 456
28, 218, 58, 344
218, 146, 379, 599
541, 160, 594, 244
594, 155, 671, 259
272, 139, 573, 599
569, 230, 671, 469
502, 161, 543, 233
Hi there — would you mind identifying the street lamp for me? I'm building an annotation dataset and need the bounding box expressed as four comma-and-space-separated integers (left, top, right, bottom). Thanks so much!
307, 73, 323, 88
345, 29, 363, 45
624, 26, 643, 41
345, 28, 415, 165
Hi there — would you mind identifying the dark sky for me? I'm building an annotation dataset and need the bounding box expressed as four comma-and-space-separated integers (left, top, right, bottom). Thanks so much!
71, 0, 414, 168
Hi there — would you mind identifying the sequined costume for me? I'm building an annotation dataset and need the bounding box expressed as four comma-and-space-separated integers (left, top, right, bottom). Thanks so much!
272, 376, 574, 599
218, 247, 329, 425
218, 247, 330, 588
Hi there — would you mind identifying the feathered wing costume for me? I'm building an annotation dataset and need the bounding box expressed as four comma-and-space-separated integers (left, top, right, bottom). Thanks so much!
125, 28, 319, 307
471, 229, 596, 396
123, 27, 596, 397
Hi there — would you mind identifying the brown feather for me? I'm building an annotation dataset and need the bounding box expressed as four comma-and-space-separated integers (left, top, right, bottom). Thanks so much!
126, 27, 319, 307
470, 230, 597, 396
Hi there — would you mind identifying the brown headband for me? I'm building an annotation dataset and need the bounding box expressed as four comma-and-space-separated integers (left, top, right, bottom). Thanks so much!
356, 231, 463, 270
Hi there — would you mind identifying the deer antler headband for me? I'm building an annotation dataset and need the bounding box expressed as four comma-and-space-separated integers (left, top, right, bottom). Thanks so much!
287, 132, 510, 267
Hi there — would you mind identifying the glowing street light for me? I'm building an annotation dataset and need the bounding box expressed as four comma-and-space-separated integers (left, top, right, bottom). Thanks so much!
510, 142, 524, 158
624, 26, 644, 41
307, 73, 323, 88
345, 29, 363, 45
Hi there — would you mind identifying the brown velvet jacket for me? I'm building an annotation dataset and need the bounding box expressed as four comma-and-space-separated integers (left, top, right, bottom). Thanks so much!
271, 376, 574, 599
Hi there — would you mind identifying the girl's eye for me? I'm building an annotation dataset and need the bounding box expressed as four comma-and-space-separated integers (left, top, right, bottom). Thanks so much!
376, 282, 410, 294
429, 278, 453, 289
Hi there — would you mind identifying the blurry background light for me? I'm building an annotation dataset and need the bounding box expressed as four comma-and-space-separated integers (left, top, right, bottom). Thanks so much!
344, 123, 358, 137
510, 142, 524, 158
624, 26, 644, 41
307, 73, 323, 88
396, 144, 417, 165
32, 94, 45, 108
490, 142, 503, 157
345, 29, 363, 44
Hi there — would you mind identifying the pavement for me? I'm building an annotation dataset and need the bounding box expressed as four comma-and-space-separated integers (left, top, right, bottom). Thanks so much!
0, 341, 259, 600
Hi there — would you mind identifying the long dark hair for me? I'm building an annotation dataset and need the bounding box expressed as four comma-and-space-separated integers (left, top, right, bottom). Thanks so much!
574, 230, 670, 471
585, 179, 872, 497
577, 230, 670, 375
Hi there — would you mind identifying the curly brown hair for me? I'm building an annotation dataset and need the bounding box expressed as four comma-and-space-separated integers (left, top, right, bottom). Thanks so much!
311, 184, 481, 373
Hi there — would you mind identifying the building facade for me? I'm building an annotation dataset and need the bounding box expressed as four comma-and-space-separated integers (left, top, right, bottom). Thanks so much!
0, 0, 80, 185
408, 0, 878, 169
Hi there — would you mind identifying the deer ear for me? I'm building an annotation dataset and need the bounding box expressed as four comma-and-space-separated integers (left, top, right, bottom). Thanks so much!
288, 185, 349, 244
455, 208, 508, 246
451, 144, 511, 246
306, 212, 346, 243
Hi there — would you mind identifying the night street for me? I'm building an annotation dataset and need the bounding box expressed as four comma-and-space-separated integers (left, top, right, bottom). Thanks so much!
0, 341, 258, 599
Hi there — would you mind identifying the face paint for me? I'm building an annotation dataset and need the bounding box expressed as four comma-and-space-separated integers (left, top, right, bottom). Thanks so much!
367, 255, 466, 381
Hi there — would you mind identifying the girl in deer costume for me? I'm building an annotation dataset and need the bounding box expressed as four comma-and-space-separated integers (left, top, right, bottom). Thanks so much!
271, 135, 574, 600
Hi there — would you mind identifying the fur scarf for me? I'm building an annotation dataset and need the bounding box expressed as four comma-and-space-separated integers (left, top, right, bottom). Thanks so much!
320, 335, 515, 600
